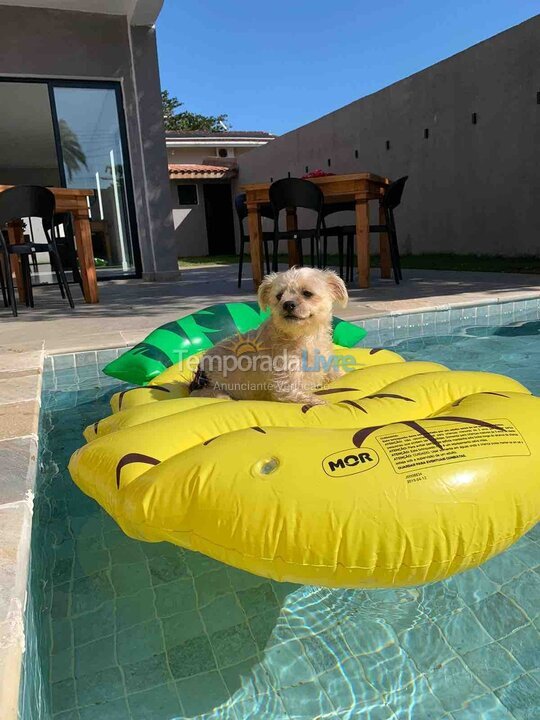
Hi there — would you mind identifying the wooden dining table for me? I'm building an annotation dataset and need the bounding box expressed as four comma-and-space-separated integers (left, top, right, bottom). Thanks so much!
242, 173, 391, 289
0, 185, 99, 304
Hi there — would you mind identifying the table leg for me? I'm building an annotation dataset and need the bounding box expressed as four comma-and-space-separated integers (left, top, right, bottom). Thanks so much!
7, 221, 26, 303
355, 197, 370, 288
379, 204, 391, 279
247, 203, 264, 289
73, 204, 99, 303
286, 208, 302, 267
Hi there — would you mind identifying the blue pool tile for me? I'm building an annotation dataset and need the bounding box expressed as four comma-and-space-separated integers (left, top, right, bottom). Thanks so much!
128, 682, 183, 720
147, 551, 189, 584
76, 666, 124, 707
264, 638, 315, 687
280, 680, 335, 718
195, 567, 233, 606
116, 618, 166, 664
400, 620, 455, 674
451, 693, 519, 720
236, 582, 279, 618
71, 571, 114, 615
153, 577, 197, 617
463, 642, 524, 688
500, 624, 540, 671
167, 635, 216, 679
74, 635, 115, 677
507, 536, 540, 569
426, 658, 486, 713
50, 647, 73, 684
437, 606, 493, 654
177, 670, 229, 716
79, 697, 130, 720
495, 673, 540, 720
472, 592, 529, 640
481, 551, 529, 586
201, 593, 246, 635
220, 656, 260, 695
72, 601, 115, 646
115, 588, 155, 631
210, 621, 259, 668
501, 570, 540, 619
389, 675, 447, 720
51, 678, 77, 715
161, 608, 205, 648
110, 560, 152, 597
123, 651, 173, 694
52, 710, 81, 720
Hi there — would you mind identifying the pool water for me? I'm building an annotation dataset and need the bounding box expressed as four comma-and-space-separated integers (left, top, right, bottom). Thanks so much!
20, 319, 540, 720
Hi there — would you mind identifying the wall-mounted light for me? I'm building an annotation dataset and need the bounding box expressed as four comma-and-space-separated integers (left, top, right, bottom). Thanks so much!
354, 149, 359, 159
537, 91, 540, 104
327, 158, 331, 167
385, 140, 391, 150
424, 128, 429, 139
287, 171, 291, 178
472, 112, 478, 124
305, 166, 309, 173
270, 177, 273, 183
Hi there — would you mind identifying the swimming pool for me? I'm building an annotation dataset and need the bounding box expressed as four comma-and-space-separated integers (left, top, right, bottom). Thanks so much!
20, 304, 540, 720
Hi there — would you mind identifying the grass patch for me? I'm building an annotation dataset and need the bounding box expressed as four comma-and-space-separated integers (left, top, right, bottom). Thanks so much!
179, 253, 540, 274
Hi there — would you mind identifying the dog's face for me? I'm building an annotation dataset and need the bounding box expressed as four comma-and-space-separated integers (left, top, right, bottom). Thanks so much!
258, 267, 348, 335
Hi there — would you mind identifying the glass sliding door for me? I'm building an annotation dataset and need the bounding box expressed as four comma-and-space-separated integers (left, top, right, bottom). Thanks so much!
0, 81, 60, 187
53, 85, 135, 276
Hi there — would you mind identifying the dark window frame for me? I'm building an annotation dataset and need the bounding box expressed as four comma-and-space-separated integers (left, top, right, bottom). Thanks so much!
177, 183, 199, 206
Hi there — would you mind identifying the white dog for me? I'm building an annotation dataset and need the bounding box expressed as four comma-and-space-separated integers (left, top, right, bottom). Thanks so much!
189, 267, 349, 405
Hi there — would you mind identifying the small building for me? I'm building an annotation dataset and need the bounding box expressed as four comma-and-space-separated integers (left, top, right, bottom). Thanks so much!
0, 0, 177, 282
167, 130, 275, 257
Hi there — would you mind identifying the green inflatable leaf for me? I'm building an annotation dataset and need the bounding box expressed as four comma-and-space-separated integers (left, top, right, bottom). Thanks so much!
103, 302, 367, 385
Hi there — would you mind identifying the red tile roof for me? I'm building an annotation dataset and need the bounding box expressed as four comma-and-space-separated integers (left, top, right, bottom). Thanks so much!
168, 163, 237, 180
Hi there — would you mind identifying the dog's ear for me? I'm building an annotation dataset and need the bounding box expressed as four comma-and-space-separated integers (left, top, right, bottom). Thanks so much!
324, 270, 348, 308
258, 273, 277, 311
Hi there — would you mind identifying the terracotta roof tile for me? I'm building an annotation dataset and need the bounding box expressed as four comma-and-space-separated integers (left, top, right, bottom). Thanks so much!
168, 163, 237, 179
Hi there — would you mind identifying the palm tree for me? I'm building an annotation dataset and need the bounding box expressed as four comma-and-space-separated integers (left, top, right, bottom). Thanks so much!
58, 119, 87, 180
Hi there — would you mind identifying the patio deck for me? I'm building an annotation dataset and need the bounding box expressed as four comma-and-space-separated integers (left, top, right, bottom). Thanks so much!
1, 264, 539, 356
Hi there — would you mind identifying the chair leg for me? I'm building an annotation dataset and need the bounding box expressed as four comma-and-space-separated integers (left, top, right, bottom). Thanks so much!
237, 237, 245, 288
310, 237, 315, 267
272, 237, 279, 272
337, 233, 344, 278
0, 256, 7, 307
263, 240, 270, 275
50, 253, 66, 298
322, 235, 328, 269
346, 234, 354, 283
51, 249, 74, 308
21, 256, 34, 308
2, 251, 18, 317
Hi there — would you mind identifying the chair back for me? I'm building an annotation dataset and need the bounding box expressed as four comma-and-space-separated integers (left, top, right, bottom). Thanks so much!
0, 185, 55, 233
235, 193, 274, 224
269, 178, 324, 215
382, 176, 408, 211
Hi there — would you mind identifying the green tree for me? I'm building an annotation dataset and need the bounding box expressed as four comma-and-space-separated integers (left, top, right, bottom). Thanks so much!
58, 119, 88, 180
162, 90, 229, 133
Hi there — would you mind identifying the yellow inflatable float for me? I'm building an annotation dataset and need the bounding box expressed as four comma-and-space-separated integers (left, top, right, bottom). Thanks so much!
69, 346, 540, 588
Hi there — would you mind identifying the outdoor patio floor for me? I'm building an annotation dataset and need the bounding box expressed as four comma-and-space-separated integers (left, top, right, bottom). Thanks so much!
1, 264, 540, 356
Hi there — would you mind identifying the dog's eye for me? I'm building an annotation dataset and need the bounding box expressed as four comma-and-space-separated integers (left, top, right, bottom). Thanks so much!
302, 290, 313, 298
276, 291, 283, 301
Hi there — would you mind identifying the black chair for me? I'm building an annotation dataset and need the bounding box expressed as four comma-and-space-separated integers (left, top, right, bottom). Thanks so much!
45, 213, 83, 291
235, 193, 274, 288
0, 186, 74, 316
322, 176, 408, 284
320, 202, 355, 278
269, 178, 325, 271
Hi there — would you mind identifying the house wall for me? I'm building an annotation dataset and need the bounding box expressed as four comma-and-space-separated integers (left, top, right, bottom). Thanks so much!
238, 15, 540, 257
0, 5, 177, 279
170, 180, 209, 256
167, 145, 259, 257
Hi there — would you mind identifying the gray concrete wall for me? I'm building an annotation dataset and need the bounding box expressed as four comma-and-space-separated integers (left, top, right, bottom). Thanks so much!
238, 15, 540, 257
0, 5, 177, 279
170, 180, 209, 256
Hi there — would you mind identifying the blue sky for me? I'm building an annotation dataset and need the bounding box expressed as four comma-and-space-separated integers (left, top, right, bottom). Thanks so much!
156, 1, 537, 136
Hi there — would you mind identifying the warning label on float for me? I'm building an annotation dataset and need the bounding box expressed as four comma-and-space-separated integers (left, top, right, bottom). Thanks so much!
377, 418, 530, 474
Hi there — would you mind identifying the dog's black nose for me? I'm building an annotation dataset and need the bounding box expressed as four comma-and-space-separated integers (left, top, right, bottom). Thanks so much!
283, 301, 296, 313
